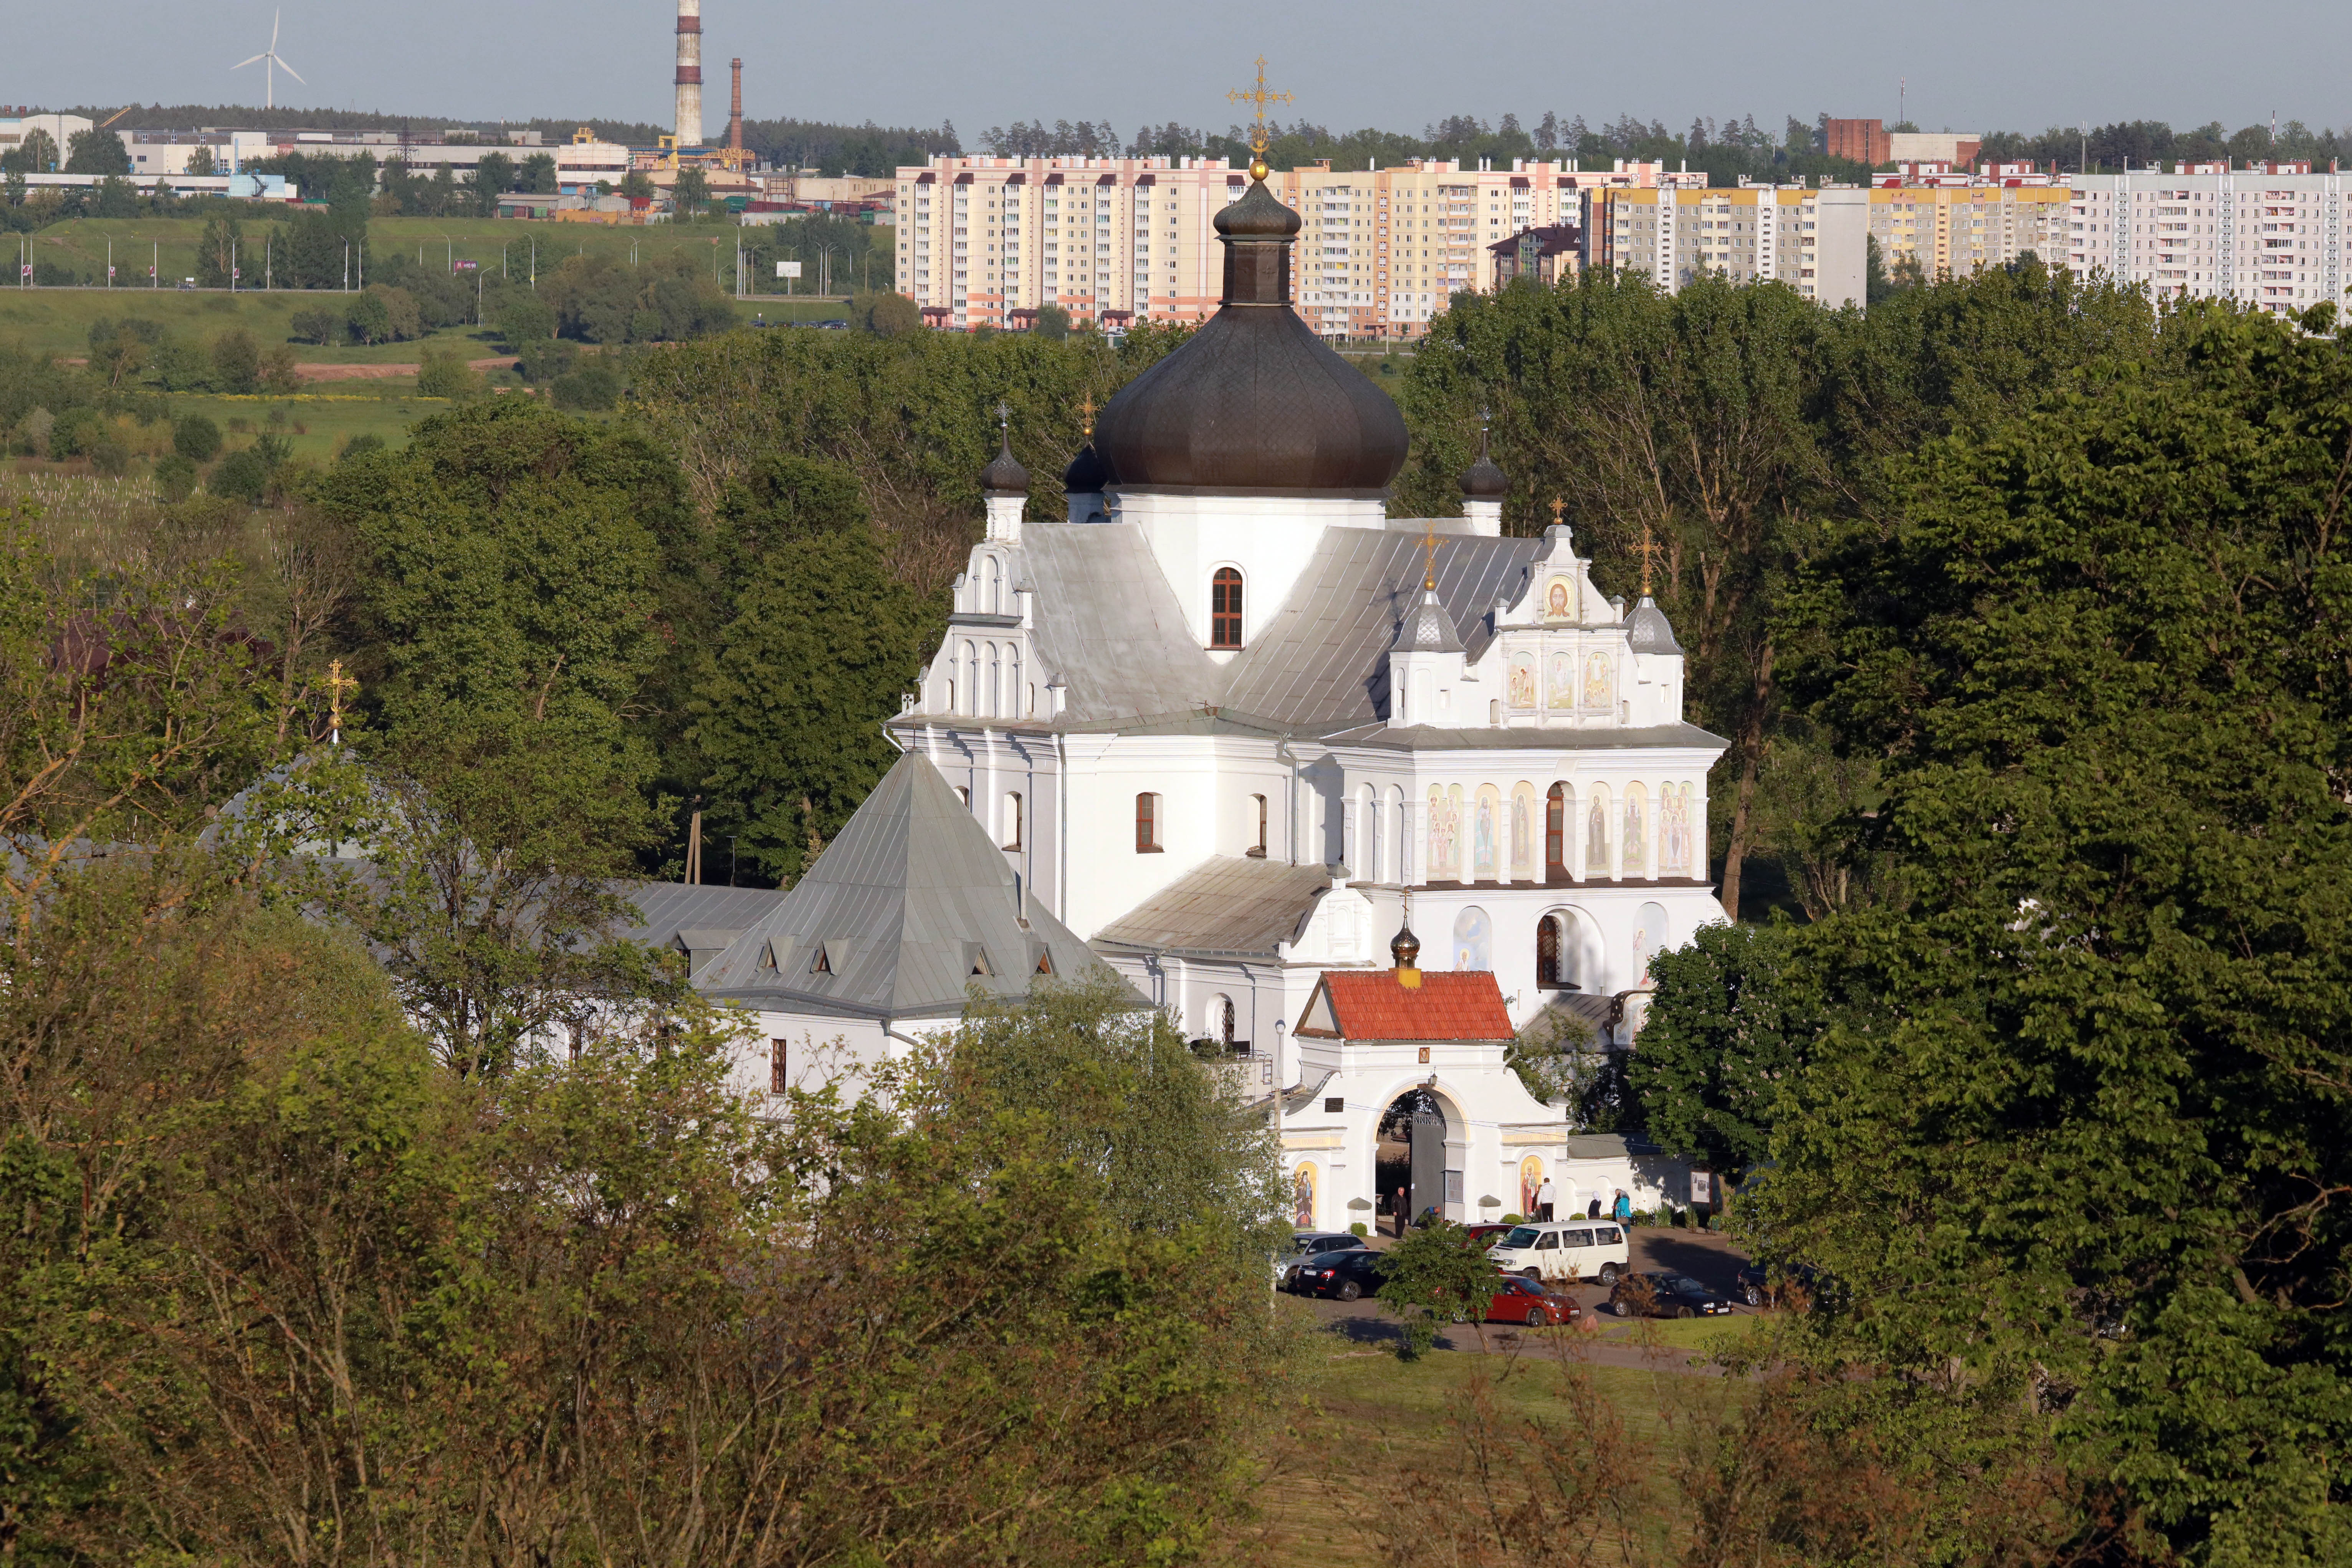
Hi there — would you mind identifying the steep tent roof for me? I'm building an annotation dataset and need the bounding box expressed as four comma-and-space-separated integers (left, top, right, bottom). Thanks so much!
1295, 969, 1514, 1042
694, 751, 1121, 1019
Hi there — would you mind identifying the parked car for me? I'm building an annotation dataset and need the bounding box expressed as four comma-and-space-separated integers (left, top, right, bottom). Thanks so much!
1733, 1260, 1824, 1308
1460, 1222, 1517, 1247
1484, 1220, 1630, 1285
1274, 1230, 1369, 1287
1294, 1249, 1388, 1302
1609, 1271, 1737, 1318
1479, 1275, 1579, 1326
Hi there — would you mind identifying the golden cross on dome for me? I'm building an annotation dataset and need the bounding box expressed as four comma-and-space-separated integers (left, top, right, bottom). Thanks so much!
1080, 390, 1094, 428
1550, 496, 1565, 528
322, 658, 359, 746
1227, 55, 1292, 179
1635, 519, 1665, 598
1422, 523, 1437, 592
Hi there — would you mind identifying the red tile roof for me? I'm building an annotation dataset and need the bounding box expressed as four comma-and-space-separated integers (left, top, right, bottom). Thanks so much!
1303, 969, 1513, 1042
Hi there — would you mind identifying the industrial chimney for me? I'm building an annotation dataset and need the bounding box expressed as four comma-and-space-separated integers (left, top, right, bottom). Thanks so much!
728, 57, 743, 153
673, 0, 703, 148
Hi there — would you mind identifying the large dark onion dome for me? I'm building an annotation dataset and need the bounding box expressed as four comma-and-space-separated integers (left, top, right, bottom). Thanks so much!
1090, 176, 1410, 495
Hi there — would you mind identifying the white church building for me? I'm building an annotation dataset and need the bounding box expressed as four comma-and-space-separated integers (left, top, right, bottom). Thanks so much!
657, 166, 1725, 1229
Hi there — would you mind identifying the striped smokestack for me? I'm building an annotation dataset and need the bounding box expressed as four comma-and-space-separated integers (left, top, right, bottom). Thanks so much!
673, 0, 703, 148
729, 57, 743, 152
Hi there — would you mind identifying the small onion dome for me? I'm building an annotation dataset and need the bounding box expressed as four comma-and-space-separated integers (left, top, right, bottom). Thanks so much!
1062, 440, 1108, 495
1628, 595, 1684, 655
1459, 425, 1507, 499
1391, 922, 1421, 970
980, 429, 1029, 495
1395, 587, 1464, 653
1214, 177, 1302, 238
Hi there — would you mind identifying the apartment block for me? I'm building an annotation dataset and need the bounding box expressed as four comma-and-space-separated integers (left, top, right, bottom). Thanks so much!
893, 154, 1668, 336
1581, 183, 1870, 308
1868, 164, 2072, 277
2068, 165, 2349, 313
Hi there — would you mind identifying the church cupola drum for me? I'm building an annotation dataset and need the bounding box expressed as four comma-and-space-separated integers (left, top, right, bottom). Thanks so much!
673, 0, 704, 148
1089, 169, 1408, 495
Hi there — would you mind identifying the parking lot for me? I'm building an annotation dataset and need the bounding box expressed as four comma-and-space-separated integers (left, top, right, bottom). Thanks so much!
1295, 1227, 1761, 1366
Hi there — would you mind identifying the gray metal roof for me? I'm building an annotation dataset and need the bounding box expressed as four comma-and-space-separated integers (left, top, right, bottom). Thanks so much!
1627, 596, 1684, 655
1314, 720, 1730, 751
1217, 528, 1539, 729
1091, 855, 1339, 956
691, 749, 1121, 1019
1394, 586, 1465, 653
1019, 526, 1224, 724
616, 883, 787, 948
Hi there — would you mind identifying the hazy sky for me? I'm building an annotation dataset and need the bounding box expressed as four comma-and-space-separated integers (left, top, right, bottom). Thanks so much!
8, 0, 2346, 141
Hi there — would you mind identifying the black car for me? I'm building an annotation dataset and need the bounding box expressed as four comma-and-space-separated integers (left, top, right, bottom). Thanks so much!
1733, 1260, 1824, 1308
1608, 1271, 1737, 1318
1295, 1249, 1389, 1302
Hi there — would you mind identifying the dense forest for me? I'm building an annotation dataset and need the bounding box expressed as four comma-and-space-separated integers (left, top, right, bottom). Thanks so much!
5, 254, 2350, 1560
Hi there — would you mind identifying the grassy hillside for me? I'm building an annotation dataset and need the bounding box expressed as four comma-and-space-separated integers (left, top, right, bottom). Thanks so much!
15, 214, 893, 309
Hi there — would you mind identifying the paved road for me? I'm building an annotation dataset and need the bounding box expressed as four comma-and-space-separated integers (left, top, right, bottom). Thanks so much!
1300, 1227, 1760, 1369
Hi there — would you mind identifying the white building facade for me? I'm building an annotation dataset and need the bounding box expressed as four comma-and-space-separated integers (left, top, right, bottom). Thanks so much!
670, 167, 1725, 1224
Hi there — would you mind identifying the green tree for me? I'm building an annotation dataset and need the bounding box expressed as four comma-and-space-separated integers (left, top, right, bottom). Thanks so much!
1629, 918, 1811, 1181
210, 328, 261, 394
471, 149, 516, 213
312, 400, 682, 1075
1375, 1219, 1503, 1360
209, 447, 268, 504
673, 165, 710, 217
518, 151, 557, 194
414, 346, 481, 399
183, 144, 217, 177
678, 455, 934, 883
192, 215, 241, 289
1750, 302, 2352, 1562
1, 129, 56, 175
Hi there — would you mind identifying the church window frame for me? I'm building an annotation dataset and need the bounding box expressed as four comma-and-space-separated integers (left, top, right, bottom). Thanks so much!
1248, 793, 1268, 858
1002, 791, 1023, 850
1209, 566, 1245, 649
1545, 783, 1566, 879
1136, 792, 1163, 853
769, 1038, 788, 1095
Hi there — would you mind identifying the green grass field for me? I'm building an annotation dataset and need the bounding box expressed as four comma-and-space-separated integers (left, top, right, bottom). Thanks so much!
12, 213, 887, 321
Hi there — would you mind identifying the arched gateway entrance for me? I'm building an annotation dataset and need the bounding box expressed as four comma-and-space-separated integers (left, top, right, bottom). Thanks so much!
1374, 1085, 1461, 1234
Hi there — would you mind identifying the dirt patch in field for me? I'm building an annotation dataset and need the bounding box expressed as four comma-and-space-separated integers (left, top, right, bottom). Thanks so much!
294, 357, 518, 380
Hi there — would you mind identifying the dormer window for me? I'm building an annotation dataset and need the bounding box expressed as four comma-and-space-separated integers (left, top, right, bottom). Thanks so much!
1210, 567, 1244, 648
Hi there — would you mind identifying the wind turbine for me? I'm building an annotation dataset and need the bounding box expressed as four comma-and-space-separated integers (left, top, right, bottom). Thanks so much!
233, 12, 305, 111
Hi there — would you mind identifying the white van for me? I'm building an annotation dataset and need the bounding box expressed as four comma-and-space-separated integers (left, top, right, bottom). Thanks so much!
1485, 1221, 1631, 1285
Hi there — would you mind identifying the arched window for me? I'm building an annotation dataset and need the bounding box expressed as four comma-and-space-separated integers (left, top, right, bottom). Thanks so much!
1248, 792, 1268, 857
1545, 783, 1566, 879
1001, 792, 1022, 850
1537, 915, 1563, 988
984, 555, 1003, 614
1213, 994, 1236, 1045
1005, 648, 1021, 718
958, 641, 977, 717
985, 643, 1001, 718
1136, 792, 1163, 852
1210, 567, 1244, 648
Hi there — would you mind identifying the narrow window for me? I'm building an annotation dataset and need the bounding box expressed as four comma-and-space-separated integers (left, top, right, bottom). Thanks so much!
1249, 792, 1268, 857
1002, 791, 1023, 850
1546, 784, 1565, 878
1136, 792, 1162, 852
1209, 567, 1244, 648
1220, 996, 1236, 1045
769, 1038, 788, 1094
567, 1021, 584, 1062
1537, 915, 1563, 988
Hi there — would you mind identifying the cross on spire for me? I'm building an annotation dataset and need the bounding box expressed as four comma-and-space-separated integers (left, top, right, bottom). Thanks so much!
321, 658, 359, 746
1422, 523, 1437, 592
1635, 519, 1666, 598
1080, 390, 1094, 428
1227, 55, 1292, 175
997, 399, 1010, 438
1550, 496, 1565, 528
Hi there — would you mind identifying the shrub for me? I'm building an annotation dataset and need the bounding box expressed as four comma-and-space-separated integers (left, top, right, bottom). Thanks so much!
210, 448, 268, 504
1348, 1221, 1368, 1237
1500, 1213, 1525, 1226
854, 290, 922, 337
551, 364, 620, 412
15, 408, 55, 458
211, 329, 262, 395
338, 433, 385, 464
258, 346, 304, 395
90, 440, 129, 476
47, 407, 102, 459
493, 294, 557, 351
344, 291, 391, 345
513, 337, 577, 383
415, 349, 482, 400
174, 415, 223, 462
288, 308, 342, 346
154, 452, 199, 501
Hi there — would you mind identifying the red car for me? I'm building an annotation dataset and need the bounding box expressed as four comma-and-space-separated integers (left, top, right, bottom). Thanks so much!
1484, 1275, 1579, 1326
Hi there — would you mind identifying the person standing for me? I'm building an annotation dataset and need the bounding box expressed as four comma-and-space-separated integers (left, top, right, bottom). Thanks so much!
1612, 1189, 1632, 1229
1395, 1184, 1408, 1237
1536, 1176, 1556, 1222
